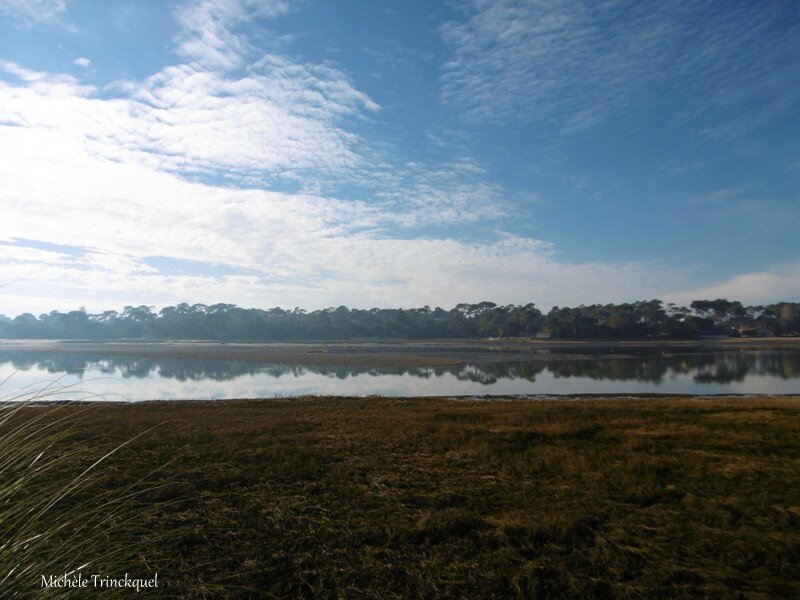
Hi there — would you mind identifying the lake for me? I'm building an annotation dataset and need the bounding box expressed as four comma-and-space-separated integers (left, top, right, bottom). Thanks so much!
1, 346, 799, 400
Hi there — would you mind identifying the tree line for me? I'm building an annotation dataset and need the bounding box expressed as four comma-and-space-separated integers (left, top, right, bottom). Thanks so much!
0, 299, 798, 340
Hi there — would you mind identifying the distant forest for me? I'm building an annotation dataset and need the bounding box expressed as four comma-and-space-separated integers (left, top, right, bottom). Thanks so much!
1, 299, 798, 340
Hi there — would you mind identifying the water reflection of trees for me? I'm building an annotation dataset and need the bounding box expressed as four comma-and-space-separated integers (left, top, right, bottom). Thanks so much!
0, 352, 264, 382
447, 352, 800, 385
0, 350, 798, 386
544, 352, 800, 384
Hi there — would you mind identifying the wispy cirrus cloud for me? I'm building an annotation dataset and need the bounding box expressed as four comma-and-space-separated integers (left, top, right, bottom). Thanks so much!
440, 0, 800, 133
174, 0, 290, 69
2, 0, 798, 317
374, 158, 509, 226
0, 112, 690, 314
0, 0, 68, 26
0, 53, 376, 180
1, 0, 377, 183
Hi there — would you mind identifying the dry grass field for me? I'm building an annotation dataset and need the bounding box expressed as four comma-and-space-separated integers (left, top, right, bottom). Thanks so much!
8, 396, 800, 598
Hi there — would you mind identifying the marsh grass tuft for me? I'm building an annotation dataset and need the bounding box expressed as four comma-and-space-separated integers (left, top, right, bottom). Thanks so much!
0, 375, 181, 598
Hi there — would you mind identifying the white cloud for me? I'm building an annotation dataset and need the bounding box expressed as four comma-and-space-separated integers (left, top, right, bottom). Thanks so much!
174, 0, 290, 69
0, 0, 68, 25
0, 55, 375, 180
0, 0, 377, 183
668, 262, 800, 306
0, 117, 690, 315
2, 0, 796, 318
372, 158, 509, 225
440, 0, 800, 131
73, 57, 91, 68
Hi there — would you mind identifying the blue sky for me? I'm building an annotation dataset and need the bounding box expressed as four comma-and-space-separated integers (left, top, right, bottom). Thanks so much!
0, 0, 799, 315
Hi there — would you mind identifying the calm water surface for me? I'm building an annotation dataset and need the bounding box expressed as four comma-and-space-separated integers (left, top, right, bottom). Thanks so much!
1, 348, 799, 401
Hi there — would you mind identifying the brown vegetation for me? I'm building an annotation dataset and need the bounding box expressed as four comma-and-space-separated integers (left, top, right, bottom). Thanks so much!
12, 396, 800, 598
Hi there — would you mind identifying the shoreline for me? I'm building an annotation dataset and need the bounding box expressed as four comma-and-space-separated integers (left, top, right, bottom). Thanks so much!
2, 337, 799, 368
9, 392, 800, 405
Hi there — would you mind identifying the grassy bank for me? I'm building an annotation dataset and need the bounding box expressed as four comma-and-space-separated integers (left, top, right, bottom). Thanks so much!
10, 396, 800, 598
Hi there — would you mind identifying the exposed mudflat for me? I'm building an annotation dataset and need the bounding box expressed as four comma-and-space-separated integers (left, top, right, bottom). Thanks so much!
2, 337, 798, 368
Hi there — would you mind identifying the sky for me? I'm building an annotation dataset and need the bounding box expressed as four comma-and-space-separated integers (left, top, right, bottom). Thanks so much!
0, 0, 799, 316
